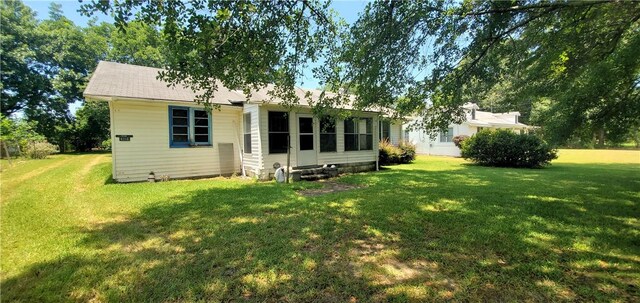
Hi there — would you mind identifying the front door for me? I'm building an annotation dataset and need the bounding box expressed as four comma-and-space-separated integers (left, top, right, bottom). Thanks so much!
297, 115, 317, 166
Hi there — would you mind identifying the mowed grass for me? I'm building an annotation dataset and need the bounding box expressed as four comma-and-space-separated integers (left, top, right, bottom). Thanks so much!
1, 150, 639, 302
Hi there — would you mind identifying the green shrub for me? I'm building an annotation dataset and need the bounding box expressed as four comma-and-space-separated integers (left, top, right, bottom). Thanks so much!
379, 139, 416, 165
397, 140, 416, 164
379, 139, 401, 165
101, 138, 112, 150
24, 141, 58, 159
461, 129, 557, 168
452, 135, 469, 149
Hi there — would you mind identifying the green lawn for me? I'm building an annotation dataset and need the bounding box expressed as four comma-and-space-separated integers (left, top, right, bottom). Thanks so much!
1, 150, 639, 302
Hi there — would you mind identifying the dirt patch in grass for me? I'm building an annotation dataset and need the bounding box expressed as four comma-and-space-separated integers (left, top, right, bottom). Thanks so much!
297, 181, 365, 197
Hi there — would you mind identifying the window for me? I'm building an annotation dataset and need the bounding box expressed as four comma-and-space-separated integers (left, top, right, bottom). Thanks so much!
320, 117, 336, 152
472, 108, 476, 120
169, 106, 211, 148
345, 118, 373, 151
360, 118, 373, 150
243, 113, 252, 154
344, 118, 359, 151
379, 120, 391, 142
268, 111, 289, 154
440, 127, 454, 143
299, 117, 314, 150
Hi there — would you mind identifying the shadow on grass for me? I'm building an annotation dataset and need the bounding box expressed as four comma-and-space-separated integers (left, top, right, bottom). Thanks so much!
2, 162, 639, 301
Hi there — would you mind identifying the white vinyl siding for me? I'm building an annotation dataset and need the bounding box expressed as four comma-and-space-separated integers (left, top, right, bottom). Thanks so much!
241, 103, 262, 176
109, 100, 242, 182
389, 122, 402, 145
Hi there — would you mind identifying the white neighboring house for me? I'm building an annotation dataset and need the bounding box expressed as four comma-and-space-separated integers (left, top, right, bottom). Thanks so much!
406, 103, 532, 157
84, 61, 404, 182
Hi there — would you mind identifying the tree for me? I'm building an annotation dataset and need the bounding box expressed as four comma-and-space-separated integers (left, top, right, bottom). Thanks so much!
106, 21, 167, 68
327, 0, 640, 144
81, 0, 340, 108
0, 0, 51, 116
0, 113, 46, 158
72, 101, 110, 152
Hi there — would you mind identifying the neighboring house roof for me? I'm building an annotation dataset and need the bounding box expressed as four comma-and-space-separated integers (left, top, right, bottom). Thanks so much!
467, 109, 529, 128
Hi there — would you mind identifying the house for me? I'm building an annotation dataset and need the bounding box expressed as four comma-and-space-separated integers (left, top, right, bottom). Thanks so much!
83, 61, 404, 182
406, 103, 532, 157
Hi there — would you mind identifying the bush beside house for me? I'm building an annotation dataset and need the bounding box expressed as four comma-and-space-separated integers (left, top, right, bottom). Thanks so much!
461, 129, 557, 168
379, 139, 416, 165
453, 135, 469, 149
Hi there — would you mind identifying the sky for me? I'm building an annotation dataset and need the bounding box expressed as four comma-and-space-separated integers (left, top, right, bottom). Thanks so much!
26, 0, 369, 87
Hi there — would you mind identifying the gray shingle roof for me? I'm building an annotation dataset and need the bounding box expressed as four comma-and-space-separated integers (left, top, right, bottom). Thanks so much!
83, 61, 390, 114
84, 61, 244, 105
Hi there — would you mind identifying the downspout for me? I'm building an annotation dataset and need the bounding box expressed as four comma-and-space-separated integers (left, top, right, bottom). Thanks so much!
233, 119, 246, 177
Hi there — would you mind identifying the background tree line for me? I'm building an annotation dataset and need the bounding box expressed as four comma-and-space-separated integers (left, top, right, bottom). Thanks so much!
1, 0, 167, 153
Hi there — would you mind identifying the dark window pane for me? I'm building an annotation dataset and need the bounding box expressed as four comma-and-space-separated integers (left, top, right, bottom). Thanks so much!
194, 127, 208, 134
172, 117, 188, 126
300, 134, 313, 150
380, 121, 390, 141
173, 134, 188, 142
244, 113, 251, 133
193, 110, 208, 118
172, 108, 188, 117
345, 134, 358, 151
299, 117, 313, 133
269, 133, 289, 154
320, 134, 336, 152
194, 118, 208, 126
268, 112, 289, 132
360, 134, 373, 150
172, 126, 188, 135
344, 119, 356, 133
364, 118, 372, 133
244, 134, 252, 153
269, 112, 289, 153
320, 117, 335, 133
194, 135, 209, 143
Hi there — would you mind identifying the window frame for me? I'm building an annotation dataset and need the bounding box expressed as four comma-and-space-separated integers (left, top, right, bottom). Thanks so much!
268, 111, 290, 154
344, 118, 359, 151
243, 112, 252, 154
319, 117, 337, 153
344, 117, 373, 151
169, 106, 212, 148
439, 127, 454, 143
298, 116, 314, 151
379, 120, 391, 142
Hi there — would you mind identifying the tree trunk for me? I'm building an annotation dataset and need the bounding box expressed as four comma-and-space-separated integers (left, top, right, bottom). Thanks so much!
285, 134, 291, 184
3, 141, 12, 165
597, 128, 605, 148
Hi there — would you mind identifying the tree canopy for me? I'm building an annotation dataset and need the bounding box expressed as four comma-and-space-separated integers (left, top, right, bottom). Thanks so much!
332, 0, 640, 144
3, 0, 639, 149
81, 0, 340, 108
